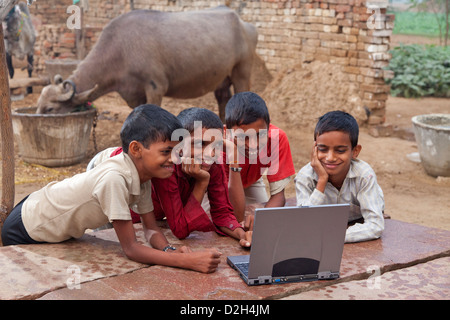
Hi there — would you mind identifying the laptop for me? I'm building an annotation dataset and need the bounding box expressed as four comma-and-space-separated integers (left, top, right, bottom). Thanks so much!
227, 204, 349, 286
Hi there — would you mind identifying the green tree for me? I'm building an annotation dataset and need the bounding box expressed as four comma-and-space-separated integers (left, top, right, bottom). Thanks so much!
409, 0, 450, 46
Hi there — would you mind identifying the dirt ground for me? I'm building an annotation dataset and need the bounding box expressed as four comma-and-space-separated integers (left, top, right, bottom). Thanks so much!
1, 34, 449, 233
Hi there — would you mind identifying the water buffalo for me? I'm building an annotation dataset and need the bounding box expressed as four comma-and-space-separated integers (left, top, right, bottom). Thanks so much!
36, 6, 258, 120
3, 1, 36, 94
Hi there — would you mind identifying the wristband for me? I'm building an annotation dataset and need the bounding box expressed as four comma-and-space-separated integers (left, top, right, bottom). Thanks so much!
162, 244, 176, 252
230, 166, 242, 172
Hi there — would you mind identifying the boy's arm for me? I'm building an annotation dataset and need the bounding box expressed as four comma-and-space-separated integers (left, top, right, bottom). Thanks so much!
218, 225, 252, 248
223, 140, 245, 222
265, 126, 295, 208
227, 164, 245, 221
205, 164, 249, 247
294, 165, 327, 206
345, 174, 385, 243
181, 159, 210, 203
112, 219, 222, 273
152, 172, 215, 239
310, 142, 328, 193
265, 190, 286, 208
140, 211, 172, 250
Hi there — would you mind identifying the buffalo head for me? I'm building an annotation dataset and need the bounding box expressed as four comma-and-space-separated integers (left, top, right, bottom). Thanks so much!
36, 75, 98, 114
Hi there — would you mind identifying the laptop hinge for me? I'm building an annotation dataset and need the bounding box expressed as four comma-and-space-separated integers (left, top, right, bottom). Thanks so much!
318, 271, 339, 279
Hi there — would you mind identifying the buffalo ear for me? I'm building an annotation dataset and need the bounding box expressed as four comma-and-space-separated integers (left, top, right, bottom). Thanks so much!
73, 84, 98, 105
54, 74, 63, 85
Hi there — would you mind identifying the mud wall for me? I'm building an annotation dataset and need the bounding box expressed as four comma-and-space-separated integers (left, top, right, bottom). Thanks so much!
28, 0, 393, 125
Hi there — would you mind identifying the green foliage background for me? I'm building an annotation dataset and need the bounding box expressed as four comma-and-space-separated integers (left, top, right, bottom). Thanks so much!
385, 44, 450, 98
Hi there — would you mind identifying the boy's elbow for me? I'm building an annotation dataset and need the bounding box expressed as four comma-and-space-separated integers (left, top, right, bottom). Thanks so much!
120, 242, 139, 261
368, 220, 385, 241
171, 227, 189, 240
373, 221, 385, 239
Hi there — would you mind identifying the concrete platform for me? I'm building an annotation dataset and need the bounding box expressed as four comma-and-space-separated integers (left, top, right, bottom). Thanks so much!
0, 217, 448, 300
283, 256, 450, 300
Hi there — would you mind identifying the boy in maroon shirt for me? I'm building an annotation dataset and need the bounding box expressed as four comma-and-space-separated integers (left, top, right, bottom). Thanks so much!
90, 108, 251, 247
152, 108, 251, 247
151, 107, 251, 247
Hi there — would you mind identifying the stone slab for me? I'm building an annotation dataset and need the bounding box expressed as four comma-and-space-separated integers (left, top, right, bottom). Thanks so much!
37, 219, 450, 300
0, 234, 145, 300
283, 256, 450, 300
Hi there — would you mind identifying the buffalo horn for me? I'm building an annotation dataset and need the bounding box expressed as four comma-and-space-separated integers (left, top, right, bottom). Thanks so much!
57, 80, 77, 102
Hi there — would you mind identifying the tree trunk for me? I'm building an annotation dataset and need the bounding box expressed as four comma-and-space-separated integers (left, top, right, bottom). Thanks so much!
445, 0, 449, 46
0, 23, 15, 229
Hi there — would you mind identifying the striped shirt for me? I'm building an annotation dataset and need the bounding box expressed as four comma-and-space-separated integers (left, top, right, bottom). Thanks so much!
294, 159, 385, 243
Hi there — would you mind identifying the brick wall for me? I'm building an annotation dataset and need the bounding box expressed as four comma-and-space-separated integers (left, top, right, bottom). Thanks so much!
29, 0, 393, 125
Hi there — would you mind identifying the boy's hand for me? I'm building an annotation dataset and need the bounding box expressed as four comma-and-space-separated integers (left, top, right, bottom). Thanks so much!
181, 157, 210, 182
242, 214, 254, 231
185, 249, 222, 273
179, 245, 193, 253
239, 231, 253, 248
311, 142, 328, 193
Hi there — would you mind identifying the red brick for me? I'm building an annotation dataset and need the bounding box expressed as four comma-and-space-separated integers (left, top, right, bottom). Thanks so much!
336, 4, 352, 13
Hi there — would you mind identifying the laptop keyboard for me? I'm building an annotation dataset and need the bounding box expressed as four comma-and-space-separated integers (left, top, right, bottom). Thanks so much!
235, 263, 249, 276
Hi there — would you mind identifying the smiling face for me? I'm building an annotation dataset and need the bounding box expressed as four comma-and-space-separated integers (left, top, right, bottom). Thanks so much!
129, 139, 180, 183
315, 131, 361, 184
231, 118, 269, 160
187, 128, 223, 172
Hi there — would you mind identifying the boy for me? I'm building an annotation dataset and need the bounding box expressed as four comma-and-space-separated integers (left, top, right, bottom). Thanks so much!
295, 110, 385, 243
224, 92, 296, 208
97, 108, 252, 247
2, 104, 221, 274
152, 107, 252, 248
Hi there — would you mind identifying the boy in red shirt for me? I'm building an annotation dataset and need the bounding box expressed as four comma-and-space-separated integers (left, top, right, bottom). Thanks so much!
95, 108, 252, 247
152, 107, 252, 248
224, 92, 296, 210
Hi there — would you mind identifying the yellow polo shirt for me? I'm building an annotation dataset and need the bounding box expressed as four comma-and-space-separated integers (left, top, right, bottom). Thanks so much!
22, 152, 153, 242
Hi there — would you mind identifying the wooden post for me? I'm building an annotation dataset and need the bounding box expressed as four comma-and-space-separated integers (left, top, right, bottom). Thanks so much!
0, 22, 15, 228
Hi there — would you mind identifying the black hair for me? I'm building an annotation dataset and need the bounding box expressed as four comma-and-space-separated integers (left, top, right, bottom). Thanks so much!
177, 107, 223, 133
314, 110, 359, 148
225, 92, 270, 129
120, 104, 182, 153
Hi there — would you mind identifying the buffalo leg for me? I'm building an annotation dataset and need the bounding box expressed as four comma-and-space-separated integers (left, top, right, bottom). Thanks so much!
214, 77, 232, 122
26, 53, 33, 94
6, 53, 13, 79
230, 60, 252, 94
144, 81, 165, 107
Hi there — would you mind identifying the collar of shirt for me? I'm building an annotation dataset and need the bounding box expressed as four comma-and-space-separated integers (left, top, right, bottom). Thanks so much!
117, 152, 143, 196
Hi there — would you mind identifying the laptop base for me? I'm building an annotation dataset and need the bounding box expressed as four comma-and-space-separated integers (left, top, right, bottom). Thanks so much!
227, 256, 339, 286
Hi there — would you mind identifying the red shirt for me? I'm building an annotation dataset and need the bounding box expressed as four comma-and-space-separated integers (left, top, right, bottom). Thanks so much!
224, 124, 296, 188
108, 147, 240, 238
151, 162, 241, 239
